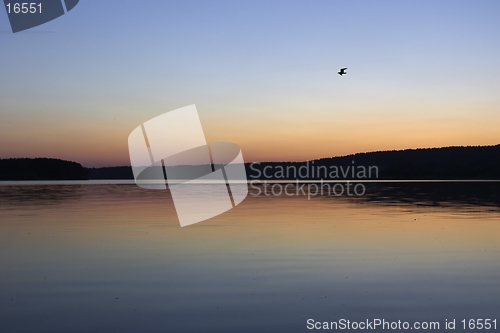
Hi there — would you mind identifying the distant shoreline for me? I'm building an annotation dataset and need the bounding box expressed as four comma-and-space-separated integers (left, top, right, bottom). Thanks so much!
2, 144, 500, 181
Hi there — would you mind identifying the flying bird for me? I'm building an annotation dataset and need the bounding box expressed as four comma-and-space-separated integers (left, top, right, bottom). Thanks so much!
338, 68, 347, 76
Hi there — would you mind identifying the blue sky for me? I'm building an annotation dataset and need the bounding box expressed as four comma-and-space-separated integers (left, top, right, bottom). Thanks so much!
1, 0, 500, 166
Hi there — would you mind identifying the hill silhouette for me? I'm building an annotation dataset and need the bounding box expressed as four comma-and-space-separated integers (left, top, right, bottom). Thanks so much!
0, 158, 87, 180
88, 144, 500, 181
246, 144, 500, 180
2, 145, 500, 181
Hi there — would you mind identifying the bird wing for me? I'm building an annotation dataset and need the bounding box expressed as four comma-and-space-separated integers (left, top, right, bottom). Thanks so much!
341, 68, 347, 72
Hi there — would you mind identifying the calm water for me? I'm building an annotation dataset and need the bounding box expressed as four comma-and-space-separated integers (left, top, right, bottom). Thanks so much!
0, 182, 499, 332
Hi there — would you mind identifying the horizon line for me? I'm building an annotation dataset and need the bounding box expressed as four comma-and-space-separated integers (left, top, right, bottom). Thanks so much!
1, 143, 499, 168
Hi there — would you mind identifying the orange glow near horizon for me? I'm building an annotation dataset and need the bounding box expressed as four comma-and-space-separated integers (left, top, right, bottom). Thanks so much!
1, 103, 500, 167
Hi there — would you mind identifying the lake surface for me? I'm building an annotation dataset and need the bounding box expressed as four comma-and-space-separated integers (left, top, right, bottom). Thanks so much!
1, 182, 499, 332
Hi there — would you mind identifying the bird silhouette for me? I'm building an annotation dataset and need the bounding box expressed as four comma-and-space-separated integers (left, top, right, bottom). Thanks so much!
338, 68, 347, 76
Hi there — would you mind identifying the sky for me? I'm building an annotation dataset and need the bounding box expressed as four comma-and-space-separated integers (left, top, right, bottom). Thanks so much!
1, 0, 500, 167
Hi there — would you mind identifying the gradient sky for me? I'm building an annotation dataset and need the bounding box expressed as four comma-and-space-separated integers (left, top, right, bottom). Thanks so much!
1, 0, 500, 167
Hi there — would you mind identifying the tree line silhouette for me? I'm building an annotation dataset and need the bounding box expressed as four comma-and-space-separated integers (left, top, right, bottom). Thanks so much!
2, 145, 500, 180
0, 158, 87, 180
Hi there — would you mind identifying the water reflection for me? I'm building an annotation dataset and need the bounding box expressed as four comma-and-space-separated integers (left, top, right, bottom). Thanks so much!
0, 183, 499, 333
361, 182, 500, 208
249, 181, 500, 212
0, 184, 85, 207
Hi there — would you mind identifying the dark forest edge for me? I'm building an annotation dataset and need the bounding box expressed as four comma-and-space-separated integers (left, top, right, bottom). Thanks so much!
0, 158, 87, 180
2, 144, 500, 181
